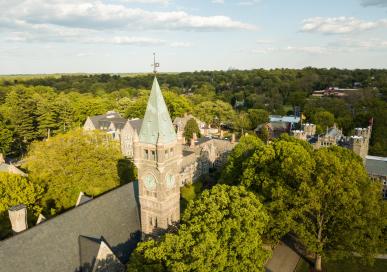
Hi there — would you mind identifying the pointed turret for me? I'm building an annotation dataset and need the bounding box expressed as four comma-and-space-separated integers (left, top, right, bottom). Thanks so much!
139, 77, 177, 145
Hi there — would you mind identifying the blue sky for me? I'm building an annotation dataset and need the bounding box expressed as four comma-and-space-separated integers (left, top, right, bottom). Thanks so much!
1, 0, 387, 74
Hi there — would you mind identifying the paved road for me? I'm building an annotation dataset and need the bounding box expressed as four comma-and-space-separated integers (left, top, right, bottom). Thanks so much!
265, 242, 301, 272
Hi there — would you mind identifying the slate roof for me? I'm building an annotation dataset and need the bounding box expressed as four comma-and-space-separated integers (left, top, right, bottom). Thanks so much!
0, 182, 141, 272
139, 77, 177, 145
128, 119, 143, 132
89, 111, 127, 131
366, 156, 387, 177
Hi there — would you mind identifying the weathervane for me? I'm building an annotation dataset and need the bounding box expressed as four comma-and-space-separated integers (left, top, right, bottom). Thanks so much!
152, 52, 160, 74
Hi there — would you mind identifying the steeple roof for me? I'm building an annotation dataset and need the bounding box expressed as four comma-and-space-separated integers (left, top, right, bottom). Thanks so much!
139, 77, 177, 145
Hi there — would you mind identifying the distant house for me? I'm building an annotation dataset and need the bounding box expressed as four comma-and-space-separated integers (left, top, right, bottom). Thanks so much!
312, 87, 358, 98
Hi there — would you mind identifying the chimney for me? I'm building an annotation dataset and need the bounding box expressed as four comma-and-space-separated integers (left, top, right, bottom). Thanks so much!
231, 133, 236, 143
220, 130, 224, 139
0, 153, 4, 164
8, 204, 28, 233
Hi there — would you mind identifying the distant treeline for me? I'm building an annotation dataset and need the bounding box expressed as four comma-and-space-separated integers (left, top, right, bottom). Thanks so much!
0, 68, 386, 156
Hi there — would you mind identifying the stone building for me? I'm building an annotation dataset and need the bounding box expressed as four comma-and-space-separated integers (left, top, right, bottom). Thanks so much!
83, 111, 142, 157
83, 89, 235, 190
133, 77, 181, 235
0, 76, 236, 272
291, 123, 372, 162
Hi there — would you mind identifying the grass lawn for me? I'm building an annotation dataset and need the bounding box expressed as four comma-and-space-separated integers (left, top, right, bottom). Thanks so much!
295, 257, 387, 272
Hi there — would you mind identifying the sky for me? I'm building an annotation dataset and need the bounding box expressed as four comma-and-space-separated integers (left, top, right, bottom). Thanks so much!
1, 0, 387, 74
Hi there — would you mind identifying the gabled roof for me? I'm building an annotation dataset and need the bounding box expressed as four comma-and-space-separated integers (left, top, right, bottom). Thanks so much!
79, 236, 125, 272
0, 182, 141, 272
89, 111, 127, 131
366, 156, 387, 177
128, 119, 143, 132
139, 77, 177, 145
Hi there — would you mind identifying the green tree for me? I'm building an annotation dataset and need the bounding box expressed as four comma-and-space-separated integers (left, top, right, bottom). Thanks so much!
0, 173, 44, 239
224, 137, 386, 271
163, 91, 193, 119
183, 118, 201, 143
128, 185, 270, 272
311, 111, 335, 134
292, 147, 385, 271
23, 129, 125, 213
221, 135, 263, 186
247, 109, 269, 129
194, 100, 237, 128
0, 118, 13, 156
235, 111, 252, 134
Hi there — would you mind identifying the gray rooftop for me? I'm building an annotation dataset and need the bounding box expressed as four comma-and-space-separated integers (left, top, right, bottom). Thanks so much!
366, 156, 387, 177
139, 77, 177, 145
0, 182, 141, 272
90, 111, 127, 131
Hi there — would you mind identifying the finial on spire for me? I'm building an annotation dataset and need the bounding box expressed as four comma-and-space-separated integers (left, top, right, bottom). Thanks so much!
152, 52, 160, 74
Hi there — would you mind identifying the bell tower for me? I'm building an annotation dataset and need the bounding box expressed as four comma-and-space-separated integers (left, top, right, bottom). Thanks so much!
133, 69, 181, 235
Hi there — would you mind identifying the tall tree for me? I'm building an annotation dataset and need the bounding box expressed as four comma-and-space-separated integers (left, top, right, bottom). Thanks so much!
128, 185, 270, 272
247, 109, 269, 129
183, 118, 201, 143
23, 129, 126, 214
223, 137, 386, 271
0, 173, 44, 239
311, 110, 335, 134
0, 117, 13, 156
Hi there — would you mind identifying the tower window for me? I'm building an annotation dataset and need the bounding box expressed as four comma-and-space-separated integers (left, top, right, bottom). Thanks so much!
165, 149, 169, 159
170, 148, 174, 156
143, 149, 149, 159
151, 150, 156, 160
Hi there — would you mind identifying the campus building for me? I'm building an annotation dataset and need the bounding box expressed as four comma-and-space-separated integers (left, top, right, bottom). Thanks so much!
0, 76, 235, 272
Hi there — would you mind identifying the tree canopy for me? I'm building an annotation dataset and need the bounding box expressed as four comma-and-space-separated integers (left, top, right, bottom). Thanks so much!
23, 129, 127, 214
128, 185, 270, 272
183, 118, 201, 142
222, 135, 386, 271
0, 173, 44, 239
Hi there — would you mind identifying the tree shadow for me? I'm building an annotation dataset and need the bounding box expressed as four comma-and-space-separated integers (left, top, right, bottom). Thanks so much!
116, 158, 137, 186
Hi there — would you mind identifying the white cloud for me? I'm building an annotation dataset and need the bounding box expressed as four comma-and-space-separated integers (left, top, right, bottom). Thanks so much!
0, 0, 255, 31
301, 16, 387, 34
170, 42, 192, 47
360, 0, 387, 7
212, 0, 225, 4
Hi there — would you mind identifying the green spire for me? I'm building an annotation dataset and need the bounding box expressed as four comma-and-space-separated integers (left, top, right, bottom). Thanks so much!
139, 77, 177, 145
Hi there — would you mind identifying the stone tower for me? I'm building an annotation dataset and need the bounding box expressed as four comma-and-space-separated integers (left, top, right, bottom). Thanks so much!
349, 126, 372, 163
133, 77, 181, 235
